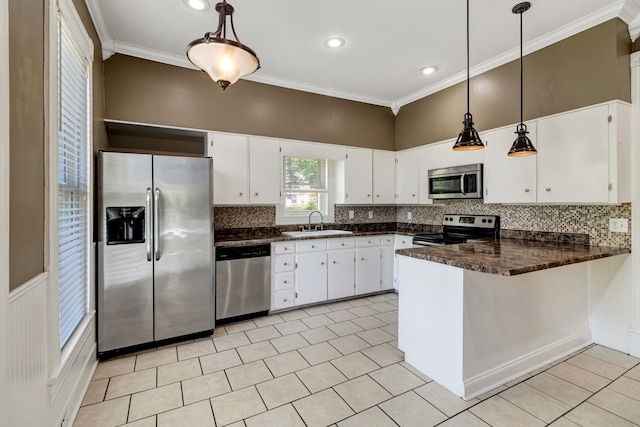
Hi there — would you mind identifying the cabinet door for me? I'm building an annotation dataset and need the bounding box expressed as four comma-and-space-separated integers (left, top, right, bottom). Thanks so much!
355, 247, 381, 295
295, 252, 327, 305
273, 289, 295, 311
394, 235, 414, 291
537, 105, 609, 203
395, 150, 419, 204
373, 150, 396, 204
212, 133, 249, 204
249, 137, 281, 204
327, 250, 355, 300
483, 125, 537, 204
380, 239, 395, 291
345, 148, 373, 204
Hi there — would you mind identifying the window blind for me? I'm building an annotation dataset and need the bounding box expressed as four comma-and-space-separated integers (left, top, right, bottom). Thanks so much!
58, 16, 89, 348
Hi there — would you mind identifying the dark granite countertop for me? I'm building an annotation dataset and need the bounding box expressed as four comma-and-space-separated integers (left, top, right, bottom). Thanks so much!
395, 238, 630, 276
214, 230, 415, 247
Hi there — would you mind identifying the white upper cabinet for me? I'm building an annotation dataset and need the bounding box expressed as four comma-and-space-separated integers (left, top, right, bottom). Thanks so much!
249, 137, 281, 204
483, 124, 537, 204
373, 150, 396, 204
395, 149, 419, 204
345, 148, 373, 204
210, 133, 280, 205
536, 102, 630, 204
210, 132, 250, 204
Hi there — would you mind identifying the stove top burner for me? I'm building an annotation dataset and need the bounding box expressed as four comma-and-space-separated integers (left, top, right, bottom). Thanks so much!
413, 214, 500, 246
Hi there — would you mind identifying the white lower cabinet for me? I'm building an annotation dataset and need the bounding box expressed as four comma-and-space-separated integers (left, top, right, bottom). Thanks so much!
394, 235, 414, 291
271, 235, 399, 311
380, 235, 395, 290
328, 250, 355, 299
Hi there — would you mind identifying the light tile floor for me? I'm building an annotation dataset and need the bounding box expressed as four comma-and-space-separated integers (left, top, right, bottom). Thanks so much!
75, 293, 640, 427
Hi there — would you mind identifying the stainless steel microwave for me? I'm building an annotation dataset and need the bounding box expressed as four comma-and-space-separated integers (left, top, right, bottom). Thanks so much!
428, 163, 483, 200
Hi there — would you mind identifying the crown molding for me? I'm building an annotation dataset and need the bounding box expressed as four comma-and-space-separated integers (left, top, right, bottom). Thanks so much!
85, 0, 639, 110
396, 0, 629, 107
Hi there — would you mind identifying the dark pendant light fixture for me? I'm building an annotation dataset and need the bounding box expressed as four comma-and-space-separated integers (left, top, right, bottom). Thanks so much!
453, 0, 483, 151
508, 2, 537, 156
186, 1, 260, 90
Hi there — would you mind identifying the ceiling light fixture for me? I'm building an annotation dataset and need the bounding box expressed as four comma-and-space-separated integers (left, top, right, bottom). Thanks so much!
325, 37, 345, 48
184, 0, 210, 11
420, 66, 438, 75
453, 0, 483, 151
508, 2, 537, 156
186, 0, 260, 90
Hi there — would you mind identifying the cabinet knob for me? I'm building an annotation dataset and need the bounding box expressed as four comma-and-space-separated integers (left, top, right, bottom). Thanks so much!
376, 194, 380, 198
412, 194, 416, 197
284, 298, 288, 302
546, 188, 551, 192
255, 192, 258, 196
367, 194, 371, 198
361, 257, 365, 261
239, 192, 243, 196
321, 262, 325, 265
333, 261, 336, 264
283, 262, 288, 266
524, 188, 530, 193
368, 240, 372, 244
341, 243, 345, 246
284, 247, 288, 250
311, 245, 315, 248
283, 280, 287, 284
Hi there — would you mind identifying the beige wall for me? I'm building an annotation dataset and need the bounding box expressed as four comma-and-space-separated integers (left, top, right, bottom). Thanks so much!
8, 0, 104, 291
9, 0, 45, 290
103, 55, 396, 151
395, 19, 632, 150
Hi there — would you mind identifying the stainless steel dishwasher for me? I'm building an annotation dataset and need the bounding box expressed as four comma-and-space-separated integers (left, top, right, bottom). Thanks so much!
215, 244, 271, 321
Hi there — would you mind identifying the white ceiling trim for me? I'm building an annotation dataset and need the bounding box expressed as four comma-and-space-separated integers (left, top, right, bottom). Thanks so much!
83, 0, 637, 110
396, 0, 628, 108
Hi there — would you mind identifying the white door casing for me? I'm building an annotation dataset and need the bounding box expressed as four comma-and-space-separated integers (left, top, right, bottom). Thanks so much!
630, 51, 640, 357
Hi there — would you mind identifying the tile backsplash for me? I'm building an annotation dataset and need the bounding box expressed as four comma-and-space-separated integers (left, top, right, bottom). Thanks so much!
215, 201, 632, 247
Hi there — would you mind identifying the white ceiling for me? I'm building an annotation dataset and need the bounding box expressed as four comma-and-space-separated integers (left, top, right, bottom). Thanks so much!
85, 0, 640, 109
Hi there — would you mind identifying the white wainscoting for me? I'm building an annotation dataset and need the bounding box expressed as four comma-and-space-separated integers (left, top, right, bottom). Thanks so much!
8, 273, 49, 427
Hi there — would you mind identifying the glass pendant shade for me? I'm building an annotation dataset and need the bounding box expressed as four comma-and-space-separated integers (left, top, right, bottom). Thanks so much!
186, 1, 260, 90
453, 113, 484, 151
508, 123, 537, 156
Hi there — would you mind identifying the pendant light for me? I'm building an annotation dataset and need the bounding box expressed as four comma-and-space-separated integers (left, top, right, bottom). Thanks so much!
186, 1, 260, 90
508, 2, 537, 156
453, 0, 483, 151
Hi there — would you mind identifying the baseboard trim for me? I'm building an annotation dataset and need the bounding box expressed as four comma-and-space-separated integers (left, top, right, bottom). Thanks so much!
463, 329, 592, 400
591, 324, 630, 354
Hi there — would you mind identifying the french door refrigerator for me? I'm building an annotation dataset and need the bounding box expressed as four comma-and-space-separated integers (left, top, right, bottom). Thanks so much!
97, 151, 214, 354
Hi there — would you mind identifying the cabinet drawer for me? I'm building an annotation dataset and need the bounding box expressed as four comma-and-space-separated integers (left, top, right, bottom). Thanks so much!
356, 236, 381, 247
327, 238, 355, 250
272, 289, 295, 311
273, 272, 294, 291
296, 240, 327, 253
273, 242, 295, 255
380, 235, 394, 246
274, 254, 295, 272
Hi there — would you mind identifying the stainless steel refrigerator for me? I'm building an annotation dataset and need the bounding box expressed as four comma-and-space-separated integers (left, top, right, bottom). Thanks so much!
97, 151, 214, 354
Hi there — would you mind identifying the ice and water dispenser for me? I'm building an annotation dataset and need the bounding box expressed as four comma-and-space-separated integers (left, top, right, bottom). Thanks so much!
106, 207, 145, 245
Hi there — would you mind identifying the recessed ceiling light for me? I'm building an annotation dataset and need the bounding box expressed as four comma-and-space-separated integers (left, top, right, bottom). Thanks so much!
325, 37, 346, 48
420, 66, 438, 75
184, 0, 210, 11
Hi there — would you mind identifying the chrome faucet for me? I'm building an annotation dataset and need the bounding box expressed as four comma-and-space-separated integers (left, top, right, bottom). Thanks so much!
308, 210, 324, 231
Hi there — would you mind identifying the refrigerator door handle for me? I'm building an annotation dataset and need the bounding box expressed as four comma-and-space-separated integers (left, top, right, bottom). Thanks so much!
154, 187, 161, 261
146, 187, 152, 261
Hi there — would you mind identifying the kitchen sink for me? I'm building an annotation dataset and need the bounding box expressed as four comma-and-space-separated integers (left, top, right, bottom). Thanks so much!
281, 230, 353, 238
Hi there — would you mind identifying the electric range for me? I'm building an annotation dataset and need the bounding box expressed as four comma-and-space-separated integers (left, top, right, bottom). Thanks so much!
412, 214, 500, 246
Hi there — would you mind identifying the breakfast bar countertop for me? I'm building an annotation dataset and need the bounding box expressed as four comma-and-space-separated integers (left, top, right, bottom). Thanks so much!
395, 238, 630, 276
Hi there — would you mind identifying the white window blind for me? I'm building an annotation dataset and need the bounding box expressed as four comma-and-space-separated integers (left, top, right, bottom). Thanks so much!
58, 15, 90, 348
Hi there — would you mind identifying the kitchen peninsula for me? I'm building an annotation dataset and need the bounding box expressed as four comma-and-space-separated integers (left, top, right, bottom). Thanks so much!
396, 239, 630, 400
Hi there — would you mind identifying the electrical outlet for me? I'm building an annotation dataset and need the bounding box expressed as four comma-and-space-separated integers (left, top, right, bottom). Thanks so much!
609, 218, 629, 233
348, 210, 354, 219
368, 211, 374, 219
407, 211, 412, 220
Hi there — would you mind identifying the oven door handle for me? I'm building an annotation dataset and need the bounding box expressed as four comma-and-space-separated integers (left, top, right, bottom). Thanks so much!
460, 173, 466, 195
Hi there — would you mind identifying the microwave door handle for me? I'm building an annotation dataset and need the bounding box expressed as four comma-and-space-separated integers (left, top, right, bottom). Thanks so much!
460, 173, 466, 195
145, 187, 152, 261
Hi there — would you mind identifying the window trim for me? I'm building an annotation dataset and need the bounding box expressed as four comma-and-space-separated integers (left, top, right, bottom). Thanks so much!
46, 0, 94, 380
276, 157, 336, 225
